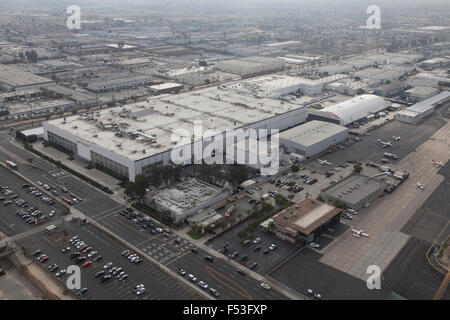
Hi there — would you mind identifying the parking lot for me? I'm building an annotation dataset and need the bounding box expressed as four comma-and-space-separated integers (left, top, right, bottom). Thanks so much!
208, 214, 298, 276
0, 165, 66, 236
17, 221, 203, 300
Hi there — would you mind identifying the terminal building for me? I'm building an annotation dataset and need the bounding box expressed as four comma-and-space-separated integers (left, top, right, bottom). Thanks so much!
144, 178, 228, 223
395, 91, 450, 124
308, 94, 388, 126
43, 86, 308, 181
320, 174, 385, 210
267, 199, 342, 243
279, 121, 348, 158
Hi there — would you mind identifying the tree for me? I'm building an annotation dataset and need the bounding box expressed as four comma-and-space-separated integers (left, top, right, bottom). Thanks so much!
353, 162, 362, 174
25, 50, 38, 62
291, 164, 299, 172
124, 174, 148, 202
275, 194, 289, 206
226, 165, 248, 188
268, 221, 276, 232
18, 52, 25, 61
148, 166, 162, 188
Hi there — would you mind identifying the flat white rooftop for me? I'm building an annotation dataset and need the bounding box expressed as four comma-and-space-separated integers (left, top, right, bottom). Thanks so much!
45, 86, 307, 161
0, 64, 55, 88
279, 120, 348, 147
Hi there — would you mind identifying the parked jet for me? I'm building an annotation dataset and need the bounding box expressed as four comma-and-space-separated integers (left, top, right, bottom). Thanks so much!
317, 159, 332, 165
352, 229, 369, 238
432, 160, 445, 168
415, 182, 424, 190
377, 139, 392, 148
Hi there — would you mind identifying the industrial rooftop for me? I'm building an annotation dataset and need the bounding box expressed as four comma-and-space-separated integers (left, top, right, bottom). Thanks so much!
0, 63, 55, 89
272, 199, 342, 235
321, 174, 384, 205
279, 120, 348, 147
146, 178, 225, 215
45, 86, 307, 161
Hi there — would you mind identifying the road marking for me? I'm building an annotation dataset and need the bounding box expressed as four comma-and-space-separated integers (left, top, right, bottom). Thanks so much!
204, 265, 253, 300
109, 216, 184, 254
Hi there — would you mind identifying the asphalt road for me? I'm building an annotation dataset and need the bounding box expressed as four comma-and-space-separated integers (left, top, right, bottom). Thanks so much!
0, 133, 288, 300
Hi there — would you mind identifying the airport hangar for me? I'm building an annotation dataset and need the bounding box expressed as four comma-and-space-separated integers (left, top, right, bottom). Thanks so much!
320, 173, 385, 210
43, 86, 308, 181
308, 94, 388, 126
395, 91, 450, 124
262, 198, 343, 243
279, 120, 349, 158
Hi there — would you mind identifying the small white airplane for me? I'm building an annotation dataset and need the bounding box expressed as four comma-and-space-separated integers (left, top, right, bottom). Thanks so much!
377, 139, 392, 148
392, 136, 401, 141
415, 182, 424, 190
317, 159, 332, 165
352, 229, 369, 238
432, 160, 445, 168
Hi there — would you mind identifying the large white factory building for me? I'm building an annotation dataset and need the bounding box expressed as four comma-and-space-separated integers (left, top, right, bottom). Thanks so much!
43, 86, 308, 181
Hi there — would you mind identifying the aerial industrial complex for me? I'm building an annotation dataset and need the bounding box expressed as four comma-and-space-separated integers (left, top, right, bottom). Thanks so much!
0, 0, 449, 305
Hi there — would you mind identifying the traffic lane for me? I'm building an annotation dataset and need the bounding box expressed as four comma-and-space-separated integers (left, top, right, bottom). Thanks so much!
0, 166, 66, 236
95, 214, 152, 246
99, 213, 191, 265
0, 139, 120, 216
168, 248, 287, 300
95, 211, 285, 299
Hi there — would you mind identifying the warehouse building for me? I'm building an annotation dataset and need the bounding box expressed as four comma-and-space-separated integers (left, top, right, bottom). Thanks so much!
144, 178, 229, 223
43, 86, 308, 181
395, 91, 450, 124
215, 56, 285, 77
420, 57, 450, 70
405, 86, 439, 103
279, 121, 348, 158
224, 74, 347, 98
320, 174, 385, 210
308, 94, 388, 126
269, 199, 342, 243
86, 74, 156, 92
148, 82, 183, 94
0, 63, 55, 91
